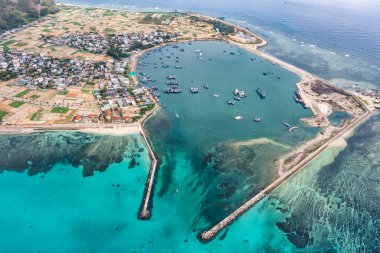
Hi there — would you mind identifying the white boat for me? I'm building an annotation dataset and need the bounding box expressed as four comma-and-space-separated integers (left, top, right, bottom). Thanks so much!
234, 116, 243, 120
199, 52, 203, 57
213, 94, 220, 97
195, 49, 202, 53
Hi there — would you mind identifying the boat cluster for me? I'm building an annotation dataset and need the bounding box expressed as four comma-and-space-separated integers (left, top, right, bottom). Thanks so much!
227, 88, 248, 105
163, 75, 182, 94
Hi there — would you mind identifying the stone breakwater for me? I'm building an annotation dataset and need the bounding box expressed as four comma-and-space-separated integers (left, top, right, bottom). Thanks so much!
137, 124, 158, 219
198, 105, 371, 243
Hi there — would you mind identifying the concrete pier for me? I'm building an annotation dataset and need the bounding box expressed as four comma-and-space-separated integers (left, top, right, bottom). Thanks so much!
137, 127, 158, 220
199, 109, 371, 243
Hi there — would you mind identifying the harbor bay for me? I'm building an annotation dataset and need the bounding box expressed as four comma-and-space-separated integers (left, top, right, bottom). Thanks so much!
0, 1, 378, 252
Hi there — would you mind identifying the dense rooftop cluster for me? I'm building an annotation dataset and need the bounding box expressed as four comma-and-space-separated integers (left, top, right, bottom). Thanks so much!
0, 51, 129, 89
42, 31, 182, 59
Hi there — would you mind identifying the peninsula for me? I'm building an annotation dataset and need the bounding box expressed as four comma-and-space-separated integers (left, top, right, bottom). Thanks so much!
0, 4, 376, 243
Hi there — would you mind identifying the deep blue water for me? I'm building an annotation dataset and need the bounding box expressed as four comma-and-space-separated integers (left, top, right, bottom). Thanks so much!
60, 0, 380, 88
1, 0, 379, 252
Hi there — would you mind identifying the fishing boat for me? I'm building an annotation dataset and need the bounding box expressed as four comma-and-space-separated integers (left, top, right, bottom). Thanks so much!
288, 126, 299, 132
167, 75, 176, 80
234, 97, 241, 101
257, 88, 266, 98
234, 89, 247, 98
164, 88, 182, 94
195, 49, 202, 53
162, 64, 169, 68
254, 117, 261, 122
213, 94, 220, 97
294, 95, 302, 103
180, 48, 184, 52
234, 116, 243, 120
227, 100, 236, 105
284, 122, 291, 127
166, 80, 179, 85
190, 87, 199, 93
175, 65, 182, 69
251, 57, 256, 61
204, 84, 209, 89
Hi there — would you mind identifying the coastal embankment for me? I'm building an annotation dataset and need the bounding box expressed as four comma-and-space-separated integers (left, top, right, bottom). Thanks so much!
198, 105, 371, 243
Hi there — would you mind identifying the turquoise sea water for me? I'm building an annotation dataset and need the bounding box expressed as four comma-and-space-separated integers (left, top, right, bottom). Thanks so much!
141, 40, 318, 225
1, 0, 380, 251
2, 117, 378, 252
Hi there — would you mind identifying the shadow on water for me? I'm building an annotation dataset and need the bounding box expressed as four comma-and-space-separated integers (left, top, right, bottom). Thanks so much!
0, 132, 145, 177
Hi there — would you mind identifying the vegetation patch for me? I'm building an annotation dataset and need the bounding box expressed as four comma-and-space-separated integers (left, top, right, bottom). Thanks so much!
9, 101, 25, 108
84, 8, 97, 12
103, 10, 116, 17
252, 37, 263, 45
0, 0, 59, 35
0, 70, 17, 81
81, 85, 94, 93
107, 47, 131, 60
103, 27, 116, 34
57, 90, 68, 95
51, 107, 69, 114
140, 13, 175, 25
71, 49, 84, 55
30, 109, 43, 121
72, 21, 82, 26
13, 42, 28, 47
0, 110, 7, 117
31, 95, 40, 99
42, 28, 52, 33
37, 42, 47, 48
1, 40, 16, 52
15, 89, 30, 98
207, 20, 235, 35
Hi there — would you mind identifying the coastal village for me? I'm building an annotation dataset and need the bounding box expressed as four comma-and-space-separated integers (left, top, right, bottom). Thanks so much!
0, 3, 377, 244
0, 5, 262, 126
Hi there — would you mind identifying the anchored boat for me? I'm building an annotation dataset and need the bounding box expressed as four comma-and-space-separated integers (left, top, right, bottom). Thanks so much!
257, 88, 266, 98
190, 87, 199, 94
227, 100, 236, 105
234, 116, 243, 120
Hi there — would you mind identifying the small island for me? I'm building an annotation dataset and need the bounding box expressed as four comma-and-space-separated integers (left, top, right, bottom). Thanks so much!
0, 4, 376, 243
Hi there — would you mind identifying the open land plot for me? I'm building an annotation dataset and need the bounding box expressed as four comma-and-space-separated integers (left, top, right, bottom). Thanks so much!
2, 6, 220, 60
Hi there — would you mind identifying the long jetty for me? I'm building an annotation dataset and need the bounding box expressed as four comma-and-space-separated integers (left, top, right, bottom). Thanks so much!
137, 126, 158, 219
199, 109, 371, 243
137, 106, 160, 220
